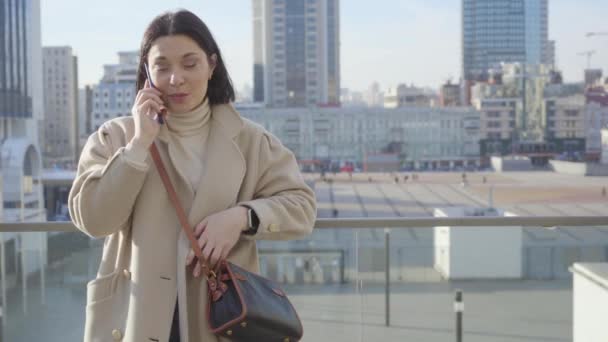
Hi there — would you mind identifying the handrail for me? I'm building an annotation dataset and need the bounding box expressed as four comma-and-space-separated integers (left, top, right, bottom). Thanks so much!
1, 216, 608, 232
2, 216, 608, 331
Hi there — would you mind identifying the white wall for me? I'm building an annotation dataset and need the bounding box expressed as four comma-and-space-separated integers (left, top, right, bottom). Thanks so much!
572, 263, 608, 342
491, 156, 533, 172
434, 208, 522, 279
601, 128, 608, 163
550, 160, 608, 176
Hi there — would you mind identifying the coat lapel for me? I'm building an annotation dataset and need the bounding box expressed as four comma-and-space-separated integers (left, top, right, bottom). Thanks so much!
186, 104, 246, 227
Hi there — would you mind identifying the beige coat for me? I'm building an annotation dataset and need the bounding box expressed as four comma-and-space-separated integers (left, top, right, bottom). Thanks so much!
68, 104, 316, 342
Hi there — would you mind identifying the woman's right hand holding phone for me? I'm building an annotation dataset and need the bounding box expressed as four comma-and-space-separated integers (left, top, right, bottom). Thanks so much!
130, 79, 166, 149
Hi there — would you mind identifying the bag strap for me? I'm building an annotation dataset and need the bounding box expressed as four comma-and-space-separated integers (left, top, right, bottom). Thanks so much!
149, 142, 213, 278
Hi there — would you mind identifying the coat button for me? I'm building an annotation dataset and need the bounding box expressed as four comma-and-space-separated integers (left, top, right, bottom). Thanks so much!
268, 223, 279, 232
111, 329, 123, 340
122, 269, 131, 279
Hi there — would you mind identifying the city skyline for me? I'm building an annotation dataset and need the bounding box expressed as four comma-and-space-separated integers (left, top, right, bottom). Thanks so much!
41, 0, 608, 92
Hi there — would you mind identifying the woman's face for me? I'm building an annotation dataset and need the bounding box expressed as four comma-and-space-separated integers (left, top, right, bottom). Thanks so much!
147, 34, 216, 114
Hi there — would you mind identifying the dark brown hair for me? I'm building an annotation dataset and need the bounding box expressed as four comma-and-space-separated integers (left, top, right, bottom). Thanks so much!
135, 10, 235, 104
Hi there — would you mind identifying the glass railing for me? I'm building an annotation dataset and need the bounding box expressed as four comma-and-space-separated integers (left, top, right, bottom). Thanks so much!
1, 218, 607, 341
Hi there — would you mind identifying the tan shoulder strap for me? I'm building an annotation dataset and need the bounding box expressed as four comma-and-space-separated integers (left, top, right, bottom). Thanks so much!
149, 142, 211, 277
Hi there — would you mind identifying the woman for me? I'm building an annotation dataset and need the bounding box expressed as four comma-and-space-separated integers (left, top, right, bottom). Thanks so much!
68, 10, 316, 342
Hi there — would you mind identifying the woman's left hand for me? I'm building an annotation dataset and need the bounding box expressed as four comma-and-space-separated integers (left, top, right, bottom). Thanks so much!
185, 206, 248, 277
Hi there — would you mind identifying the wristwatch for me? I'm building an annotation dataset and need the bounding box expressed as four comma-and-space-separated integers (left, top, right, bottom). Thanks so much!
242, 206, 260, 235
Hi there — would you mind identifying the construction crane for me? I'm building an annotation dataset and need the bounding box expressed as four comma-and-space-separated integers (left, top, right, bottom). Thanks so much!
578, 50, 596, 69
586, 32, 608, 37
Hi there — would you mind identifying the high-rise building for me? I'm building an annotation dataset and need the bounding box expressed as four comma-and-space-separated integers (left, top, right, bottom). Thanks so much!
42, 46, 79, 166
585, 86, 608, 160
545, 40, 556, 69
91, 51, 138, 131
253, 0, 340, 108
384, 84, 434, 108
364, 82, 384, 108
462, 0, 550, 81
585, 69, 603, 87
78, 85, 93, 156
440, 81, 462, 107
0, 0, 45, 222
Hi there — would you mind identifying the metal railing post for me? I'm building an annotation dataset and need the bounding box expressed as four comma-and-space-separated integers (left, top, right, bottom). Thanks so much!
385, 228, 391, 327
455, 289, 464, 342
0, 232, 5, 332
0, 301, 3, 342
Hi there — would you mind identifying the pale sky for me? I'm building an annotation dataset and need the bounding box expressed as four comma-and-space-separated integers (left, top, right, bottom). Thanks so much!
41, 0, 608, 92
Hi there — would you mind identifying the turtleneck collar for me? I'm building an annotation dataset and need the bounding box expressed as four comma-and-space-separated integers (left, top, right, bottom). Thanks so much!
165, 97, 211, 137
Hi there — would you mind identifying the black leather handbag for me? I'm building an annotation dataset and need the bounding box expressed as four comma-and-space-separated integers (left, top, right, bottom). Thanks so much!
150, 143, 304, 342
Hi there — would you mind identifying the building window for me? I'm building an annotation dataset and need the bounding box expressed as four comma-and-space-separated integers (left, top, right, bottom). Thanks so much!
488, 132, 501, 139
566, 110, 579, 117
487, 121, 501, 128
486, 111, 500, 118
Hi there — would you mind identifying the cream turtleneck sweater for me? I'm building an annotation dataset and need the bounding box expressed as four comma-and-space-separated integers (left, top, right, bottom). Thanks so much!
124, 98, 211, 193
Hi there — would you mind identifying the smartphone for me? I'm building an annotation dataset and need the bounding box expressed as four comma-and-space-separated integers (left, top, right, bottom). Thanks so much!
143, 62, 165, 124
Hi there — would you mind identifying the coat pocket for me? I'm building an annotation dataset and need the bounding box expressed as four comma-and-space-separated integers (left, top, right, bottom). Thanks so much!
84, 283, 124, 342
86, 269, 120, 305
